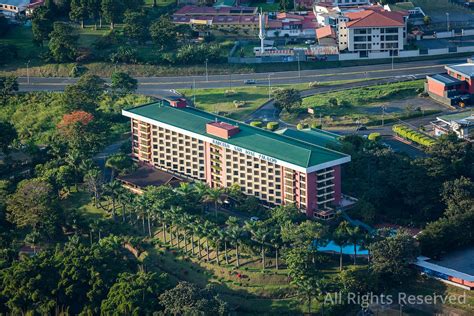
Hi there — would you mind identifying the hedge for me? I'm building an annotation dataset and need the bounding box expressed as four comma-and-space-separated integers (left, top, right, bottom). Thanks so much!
392, 124, 436, 147
368, 132, 381, 141
266, 121, 279, 131
250, 121, 263, 128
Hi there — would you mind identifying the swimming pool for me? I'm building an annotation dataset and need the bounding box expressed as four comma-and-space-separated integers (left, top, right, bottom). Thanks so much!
314, 241, 369, 256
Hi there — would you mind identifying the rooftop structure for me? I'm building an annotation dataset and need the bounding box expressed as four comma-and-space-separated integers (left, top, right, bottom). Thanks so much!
425, 61, 474, 106
0, 0, 42, 16
172, 5, 258, 29
122, 101, 351, 217
431, 112, 474, 141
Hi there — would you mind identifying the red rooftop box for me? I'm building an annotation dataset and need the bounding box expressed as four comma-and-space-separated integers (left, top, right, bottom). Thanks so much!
206, 121, 240, 139
169, 98, 187, 108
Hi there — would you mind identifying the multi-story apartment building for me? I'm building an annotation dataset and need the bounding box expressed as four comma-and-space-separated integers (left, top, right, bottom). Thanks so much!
337, 8, 407, 57
122, 100, 351, 218
317, 0, 369, 6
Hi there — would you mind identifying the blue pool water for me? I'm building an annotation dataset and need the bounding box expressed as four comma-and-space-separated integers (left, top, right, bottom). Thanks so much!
315, 241, 369, 256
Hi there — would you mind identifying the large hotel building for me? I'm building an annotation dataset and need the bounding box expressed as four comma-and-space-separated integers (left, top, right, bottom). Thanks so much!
122, 100, 351, 218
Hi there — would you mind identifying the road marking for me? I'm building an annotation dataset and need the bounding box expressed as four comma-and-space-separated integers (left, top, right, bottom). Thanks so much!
19, 64, 444, 87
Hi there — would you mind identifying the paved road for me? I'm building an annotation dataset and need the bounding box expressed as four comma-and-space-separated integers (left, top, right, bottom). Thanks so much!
17, 57, 466, 92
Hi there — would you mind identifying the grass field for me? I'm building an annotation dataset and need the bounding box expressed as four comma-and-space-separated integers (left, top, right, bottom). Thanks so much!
179, 79, 372, 121
285, 80, 442, 127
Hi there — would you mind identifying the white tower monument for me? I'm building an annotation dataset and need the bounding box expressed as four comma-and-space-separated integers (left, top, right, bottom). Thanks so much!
258, 11, 265, 53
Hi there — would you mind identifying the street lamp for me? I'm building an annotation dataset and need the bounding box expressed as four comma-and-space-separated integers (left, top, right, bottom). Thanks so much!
446, 13, 450, 32
26, 60, 31, 84
297, 54, 301, 79
268, 73, 274, 99
205, 58, 209, 82
381, 105, 387, 126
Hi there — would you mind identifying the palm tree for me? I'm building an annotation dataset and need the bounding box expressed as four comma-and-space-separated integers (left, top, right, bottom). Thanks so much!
180, 214, 193, 253
193, 182, 209, 204
103, 180, 122, 221
202, 221, 214, 262
134, 194, 147, 233
64, 149, 83, 191
193, 220, 204, 258
270, 228, 283, 270
347, 225, 363, 265
203, 187, 225, 218
246, 221, 270, 271
222, 229, 230, 265
333, 221, 351, 271
226, 217, 243, 267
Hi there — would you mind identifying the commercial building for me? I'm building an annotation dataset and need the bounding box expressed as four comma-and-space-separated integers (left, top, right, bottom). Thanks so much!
431, 112, 474, 141
122, 100, 351, 218
172, 5, 258, 30
426, 63, 474, 106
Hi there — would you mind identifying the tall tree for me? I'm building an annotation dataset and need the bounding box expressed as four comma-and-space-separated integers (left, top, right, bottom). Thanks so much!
149, 15, 177, 50
273, 88, 301, 113
123, 10, 148, 43
101, 271, 168, 314
48, 22, 79, 62
0, 121, 17, 154
159, 282, 228, 315
31, 6, 54, 46
70, 0, 89, 28
370, 230, 419, 288
110, 72, 138, 95
6, 178, 61, 238
0, 76, 18, 105
333, 221, 351, 271
101, 0, 125, 30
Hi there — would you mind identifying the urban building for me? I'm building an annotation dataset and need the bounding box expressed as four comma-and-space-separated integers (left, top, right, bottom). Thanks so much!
431, 112, 474, 141
0, 0, 43, 18
265, 12, 319, 38
122, 100, 351, 218
172, 5, 258, 30
316, 0, 370, 7
337, 8, 408, 56
426, 62, 474, 106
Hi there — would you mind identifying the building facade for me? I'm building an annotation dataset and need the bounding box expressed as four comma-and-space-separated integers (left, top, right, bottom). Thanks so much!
122, 101, 351, 217
431, 112, 474, 141
425, 62, 474, 106
338, 8, 407, 56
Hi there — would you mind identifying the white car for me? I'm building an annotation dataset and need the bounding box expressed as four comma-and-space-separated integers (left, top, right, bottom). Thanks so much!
250, 216, 260, 222
305, 40, 315, 45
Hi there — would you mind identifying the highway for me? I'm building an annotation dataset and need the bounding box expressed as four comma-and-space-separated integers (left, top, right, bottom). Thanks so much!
17, 57, 467, 93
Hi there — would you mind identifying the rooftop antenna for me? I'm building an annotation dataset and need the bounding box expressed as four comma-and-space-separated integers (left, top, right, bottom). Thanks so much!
258, 9, 266, 54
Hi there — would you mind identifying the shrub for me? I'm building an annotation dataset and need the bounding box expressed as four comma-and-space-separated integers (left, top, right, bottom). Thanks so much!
250, 121, 263, 128
308, 81, 320, 88
392, 124, 436, 147
266, 121, 279, 131
310, 122, 322, 129
368, 132, 381, 141
296, 123, 304, 130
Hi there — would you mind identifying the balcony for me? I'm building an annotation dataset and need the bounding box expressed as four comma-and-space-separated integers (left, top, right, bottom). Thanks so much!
317, 176, 334, 184
318, 197, 335, 204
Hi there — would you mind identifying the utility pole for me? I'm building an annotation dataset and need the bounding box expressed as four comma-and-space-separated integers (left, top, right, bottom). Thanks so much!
391, 52, 394, 70
229, 72, 232, 90
382, 105, 386, 126
446, 12, 450, 32
193, 78, 196, 105
26, 60, 31, 84
205, 58, 209, 82
268, 73, 273, 99
297, 54, 301, 79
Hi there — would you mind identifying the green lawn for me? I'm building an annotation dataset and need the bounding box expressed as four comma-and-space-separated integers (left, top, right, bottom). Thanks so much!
179, 86, 270, 120
60, 190, 107, 219
412, 0, 473, 14
291, 80, 432, 127
144, 0, 175, 6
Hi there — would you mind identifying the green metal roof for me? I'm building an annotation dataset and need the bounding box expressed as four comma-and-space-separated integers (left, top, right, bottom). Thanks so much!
439, 111, 474, 122
276, 128, 341, 148
124, 102, 349, 169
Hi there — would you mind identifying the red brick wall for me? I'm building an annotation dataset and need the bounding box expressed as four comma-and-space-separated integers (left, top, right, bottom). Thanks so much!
427, 78, 446, 97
